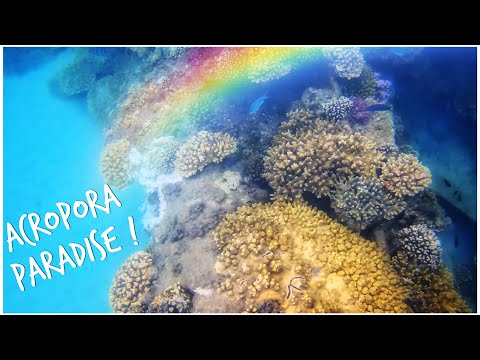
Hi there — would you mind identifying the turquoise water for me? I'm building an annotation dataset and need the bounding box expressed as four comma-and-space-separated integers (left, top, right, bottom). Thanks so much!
3, 50, 148, 313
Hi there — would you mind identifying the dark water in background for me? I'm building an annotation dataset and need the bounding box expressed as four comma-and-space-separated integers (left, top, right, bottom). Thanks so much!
2, 47, 477, 312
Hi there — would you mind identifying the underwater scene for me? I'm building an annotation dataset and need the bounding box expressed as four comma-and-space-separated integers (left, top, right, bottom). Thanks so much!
3, 46, 477, 313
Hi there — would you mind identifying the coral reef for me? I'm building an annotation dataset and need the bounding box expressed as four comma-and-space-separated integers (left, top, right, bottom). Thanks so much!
149, 163, 269, 312
214, 201, 410, 313
396, 224, 442, 270
320, 96, 353, 123
391, 252, 470, 313
340, 66, 378, 98
332, 177, 406, 232
264, 114, 382, 201
397, 189, 451, 232
100, 139, 132, 190
324, 47, 365, 79
148, 283, 193, 313
349, 96, 373, 124
381, 153, 432, 197
109, 251, 157, 313
175, 131, 238, 177
50, 50, 107, 96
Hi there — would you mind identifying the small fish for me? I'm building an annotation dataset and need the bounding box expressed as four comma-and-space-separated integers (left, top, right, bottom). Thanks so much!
454, 234, 460, 248
453, 190, 459, 197
443, 178, 452, 187
249, 94, 269, 114
365, 104, 392, 112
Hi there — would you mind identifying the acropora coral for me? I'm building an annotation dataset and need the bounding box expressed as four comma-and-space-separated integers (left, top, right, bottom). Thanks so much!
175, 131, 237, 177
381, 153, 432, 197
263, 113, 382, 201
324, 47, 365, 79
340, 65, 378, 98
109, 251, 157, 313
214, 201, 410, 313
391, 252, 470, 313
396, 224, 443, 270
100, 139, 132, 189
148, 283, 193, 313
320, 96, 353, 123
332, 177, 406, 231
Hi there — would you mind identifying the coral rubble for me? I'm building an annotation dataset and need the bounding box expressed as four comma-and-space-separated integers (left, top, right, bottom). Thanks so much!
148, 282, 193, 313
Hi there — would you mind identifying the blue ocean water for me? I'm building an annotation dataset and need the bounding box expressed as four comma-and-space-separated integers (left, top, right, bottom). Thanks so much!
3, 49, 148, 313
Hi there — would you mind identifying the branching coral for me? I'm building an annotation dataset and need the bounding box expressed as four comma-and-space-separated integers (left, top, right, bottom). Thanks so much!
148, 283, 193, 313
110, 251, 157, 313
263, 115, 383, 201
340, 65, 378, 98
214, 201, 410, 313
332, 177, 406, 231
175, 131, 237, 177
324, 47, 365, 79
396, 224, 442, 270
381, 154, 432, 197
320, 96, 353, 122
100, 139, 132, 189
391, 252, 470, 313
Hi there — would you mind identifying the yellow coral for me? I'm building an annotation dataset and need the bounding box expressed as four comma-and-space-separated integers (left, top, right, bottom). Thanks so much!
100, 139, 132, 189
264, 115, 383, 201
175, 131, 237, 177
109, 251, 157, 313
213, 201, 410, 313
391, 252, 470, 313
381, 154, 432, 197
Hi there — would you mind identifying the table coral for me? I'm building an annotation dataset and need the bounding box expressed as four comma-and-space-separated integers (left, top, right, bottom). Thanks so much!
109, 251, 158, 313
332, 177, 406, 231
175, 131, 237, 177
213, 201, 410, 313
381, 153, 432, 197
324, 47, 365, 79
396, 224, 443, 270
263, 114, 382, 201
100, 139, 132, 189
391, 252, 470, 313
